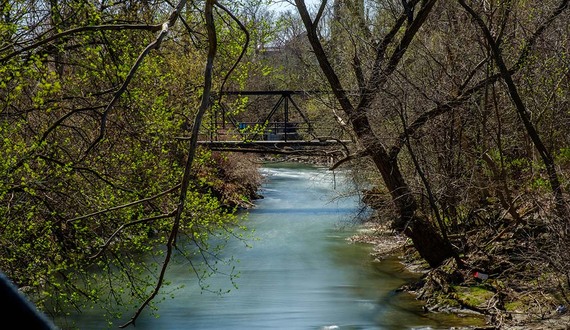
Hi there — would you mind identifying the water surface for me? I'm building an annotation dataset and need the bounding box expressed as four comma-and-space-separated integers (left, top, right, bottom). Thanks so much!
61, 163, 484, 329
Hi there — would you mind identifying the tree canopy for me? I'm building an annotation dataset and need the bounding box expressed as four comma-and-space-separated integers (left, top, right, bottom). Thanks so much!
1, 0, 569, 328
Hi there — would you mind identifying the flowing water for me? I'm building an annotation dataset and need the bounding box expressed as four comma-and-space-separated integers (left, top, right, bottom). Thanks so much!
59, 163, 484, 329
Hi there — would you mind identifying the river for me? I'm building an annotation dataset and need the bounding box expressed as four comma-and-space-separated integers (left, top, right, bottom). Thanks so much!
60, 163, 484, 329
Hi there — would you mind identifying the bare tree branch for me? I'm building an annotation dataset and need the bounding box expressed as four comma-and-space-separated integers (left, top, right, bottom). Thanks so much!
459, 0, 568, 217
357, 0, 436, 113
66, 184, 181, 223
83, 23, 171, 158
389, 70, 504, 159
90, 210, 177, 259
0, 24, 162, 63
215, 2, 250, 97
314, 0, 328, 26
119, 0, 218, 326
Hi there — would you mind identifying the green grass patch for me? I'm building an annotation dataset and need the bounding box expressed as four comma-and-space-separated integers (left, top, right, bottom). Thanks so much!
504, 301, 524, 312
452, 285, 495, 307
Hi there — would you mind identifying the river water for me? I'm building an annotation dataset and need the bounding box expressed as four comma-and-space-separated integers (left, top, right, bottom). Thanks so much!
60, 163, 484, 329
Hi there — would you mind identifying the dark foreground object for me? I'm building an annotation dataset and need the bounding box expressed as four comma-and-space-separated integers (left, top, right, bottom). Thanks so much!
0, 271, 57, 329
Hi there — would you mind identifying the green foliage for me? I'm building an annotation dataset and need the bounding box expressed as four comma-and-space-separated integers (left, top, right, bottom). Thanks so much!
452, 285, 496, 308
556, 148, 570, 163
0, 0, 260, 325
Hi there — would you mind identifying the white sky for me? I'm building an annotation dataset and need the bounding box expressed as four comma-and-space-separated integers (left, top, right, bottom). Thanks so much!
268, 0, 322, 13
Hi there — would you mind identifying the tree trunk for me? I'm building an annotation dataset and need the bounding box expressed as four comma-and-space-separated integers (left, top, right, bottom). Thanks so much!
294, 0, 454, 267
365, 127, 454, 267
405, 218, 456, 267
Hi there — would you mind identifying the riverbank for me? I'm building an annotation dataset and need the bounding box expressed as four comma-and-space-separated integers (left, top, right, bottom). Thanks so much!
349, 222, 570, 329
257, 157, 570, 329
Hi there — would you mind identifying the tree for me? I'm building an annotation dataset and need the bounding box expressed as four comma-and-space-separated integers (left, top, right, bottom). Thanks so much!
458, 0, 568, 218
0, 0, 260, 327
294, 0, 457, 267
293, 0, 569, 270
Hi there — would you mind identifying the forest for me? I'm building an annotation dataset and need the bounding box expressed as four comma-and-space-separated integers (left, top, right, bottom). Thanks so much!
1, 0, 569, 329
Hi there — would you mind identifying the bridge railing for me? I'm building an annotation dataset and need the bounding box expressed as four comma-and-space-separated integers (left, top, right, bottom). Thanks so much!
201, 90, 352, 143
237, 121, 306, 141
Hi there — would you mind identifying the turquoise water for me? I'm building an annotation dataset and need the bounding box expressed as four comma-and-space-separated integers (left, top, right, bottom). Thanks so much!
58, 163, 483, 329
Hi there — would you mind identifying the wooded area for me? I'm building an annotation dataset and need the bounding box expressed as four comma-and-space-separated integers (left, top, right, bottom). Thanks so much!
1, 0, 569, 328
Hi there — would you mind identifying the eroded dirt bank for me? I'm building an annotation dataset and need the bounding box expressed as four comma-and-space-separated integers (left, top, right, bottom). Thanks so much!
348, 222, 570, 330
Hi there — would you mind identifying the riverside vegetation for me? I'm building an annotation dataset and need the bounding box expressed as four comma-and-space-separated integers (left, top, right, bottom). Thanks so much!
1, 1, 569, 329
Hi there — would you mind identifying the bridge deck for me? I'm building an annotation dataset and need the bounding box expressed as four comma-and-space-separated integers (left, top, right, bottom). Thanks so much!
197, 139, 351, 147
193, 139, 352, 153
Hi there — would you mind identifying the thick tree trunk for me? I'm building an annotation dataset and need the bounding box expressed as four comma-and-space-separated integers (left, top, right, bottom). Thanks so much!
365, 128, 454, 267
295, 0, 454, 267
405, 217, 455, 267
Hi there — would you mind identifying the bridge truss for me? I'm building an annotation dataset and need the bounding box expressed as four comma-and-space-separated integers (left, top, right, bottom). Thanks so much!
194, 90, 353, 156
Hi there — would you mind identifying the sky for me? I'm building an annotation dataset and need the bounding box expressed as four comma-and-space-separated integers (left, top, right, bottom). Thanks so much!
268, 0, 321, 13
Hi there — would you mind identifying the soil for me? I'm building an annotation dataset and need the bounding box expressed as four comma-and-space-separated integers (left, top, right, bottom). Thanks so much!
348, 222, 570, 330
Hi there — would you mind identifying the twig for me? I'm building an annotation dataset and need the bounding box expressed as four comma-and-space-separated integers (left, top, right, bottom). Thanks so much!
90, 210, 177, 259
66, 184, 181, 223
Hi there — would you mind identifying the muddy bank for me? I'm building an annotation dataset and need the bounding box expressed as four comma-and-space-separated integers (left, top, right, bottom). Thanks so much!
348, 222, 570, 330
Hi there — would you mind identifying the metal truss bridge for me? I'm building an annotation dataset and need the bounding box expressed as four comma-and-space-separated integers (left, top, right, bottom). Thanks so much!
193, 90, 352, 154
